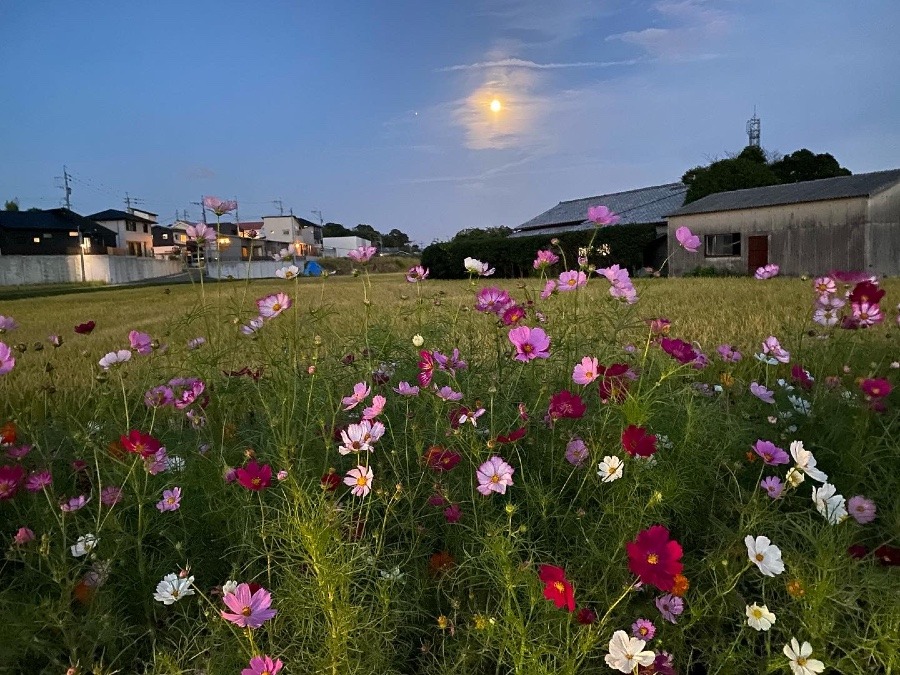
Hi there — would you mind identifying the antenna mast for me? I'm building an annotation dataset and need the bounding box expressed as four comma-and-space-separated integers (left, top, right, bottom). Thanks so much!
746, 107, 761, 147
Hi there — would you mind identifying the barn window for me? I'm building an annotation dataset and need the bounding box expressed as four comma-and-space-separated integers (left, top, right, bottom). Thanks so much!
704, 233, 741, 257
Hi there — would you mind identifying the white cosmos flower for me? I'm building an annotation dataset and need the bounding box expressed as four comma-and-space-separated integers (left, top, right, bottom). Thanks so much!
222, 579, 238, 595
788, 396, 811, 415
789, 441, 827, 482
785, 467, 805, 488
153, 573, 195, 605
98, 350, 132, 369
745, 603, 776, 631
275, 265, 300, 279
70, 534, 99, 557
783, 638, 825, 675
597, 456, 624, 483
745, 535, 785, 576
604, 630, 655, 673
812, 483, 848, 524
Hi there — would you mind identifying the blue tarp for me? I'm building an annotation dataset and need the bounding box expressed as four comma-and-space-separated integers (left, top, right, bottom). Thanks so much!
304, 260, 323, 276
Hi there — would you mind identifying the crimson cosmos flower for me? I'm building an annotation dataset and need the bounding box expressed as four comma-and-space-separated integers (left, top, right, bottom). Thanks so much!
621, 425, 657, 458
236, 461, 272, 491
538, 565, 575, 612
626, 525, 684, 592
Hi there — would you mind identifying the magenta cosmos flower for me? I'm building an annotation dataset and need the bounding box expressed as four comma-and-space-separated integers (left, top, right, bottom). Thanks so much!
257, 293, 292, 319
587, 205, 620, 226
508, 326, 551, 362
476, 456, 515, 496
675, 226, 701, 253
0, 343, 16, 376
242, 655, 283, 675
221, 583, 277, 629
533, 249, 559, 270
752, 440, 789, 466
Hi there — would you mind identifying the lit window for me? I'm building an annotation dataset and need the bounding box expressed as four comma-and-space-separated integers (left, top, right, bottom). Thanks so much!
33, 237, 40, 243
69, 231, 78, 237
162, 233, 169, 239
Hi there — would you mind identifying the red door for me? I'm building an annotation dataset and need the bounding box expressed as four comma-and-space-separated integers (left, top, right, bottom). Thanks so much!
747, 236, 768, 273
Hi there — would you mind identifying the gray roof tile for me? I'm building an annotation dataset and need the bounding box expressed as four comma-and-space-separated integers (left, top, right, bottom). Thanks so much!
670, 169, 900, 217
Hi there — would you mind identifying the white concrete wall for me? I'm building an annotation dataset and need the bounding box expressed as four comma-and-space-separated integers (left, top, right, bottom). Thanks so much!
0, 255, 183, 286
205, 260, 305, 280
322, 236, 371, 257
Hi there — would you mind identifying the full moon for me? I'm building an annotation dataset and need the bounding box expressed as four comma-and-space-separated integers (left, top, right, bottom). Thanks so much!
490, 99, 502, 112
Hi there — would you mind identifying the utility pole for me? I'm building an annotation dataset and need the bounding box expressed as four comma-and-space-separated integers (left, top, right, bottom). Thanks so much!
273, 199, 284, 216
311, 209, 324, 226
60, 165, 86, 283
191, 198, 208, 224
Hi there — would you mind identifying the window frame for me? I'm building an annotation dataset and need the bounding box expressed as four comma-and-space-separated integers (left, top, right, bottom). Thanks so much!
704, 233, 742, 258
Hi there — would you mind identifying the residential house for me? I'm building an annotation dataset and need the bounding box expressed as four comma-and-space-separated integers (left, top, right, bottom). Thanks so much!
261, 215, 323, 256
0, 208, 117, 255
666, 169, 900, 277
322, 236, 372, 258
88, 208, 156, 256
511, 182, 688, 270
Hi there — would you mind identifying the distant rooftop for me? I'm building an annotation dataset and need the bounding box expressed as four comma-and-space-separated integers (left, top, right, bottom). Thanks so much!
0, 208, 117, 236
511, 182, 687, 238
670, 169, 900, 217
88, 209, 155, 224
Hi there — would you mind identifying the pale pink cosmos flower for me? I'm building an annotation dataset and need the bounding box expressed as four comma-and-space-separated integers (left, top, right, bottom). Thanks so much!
558, 270, 587, 291
587, 205, 620, 226
852, 301, 883, 327
392, 381, 420, 396
508, 326, 551, 362
762, 336, 790, 363
675, 226, 701, 252
257, 293, 292, 319
717, 344, 742, 362
750, 382, 775, 403
344, 465, 374, 497
99, 350, 131, 369
755, 264, 780, 280
100, 486, 123, 506
565, 438, 589, 467
241, 316, 265, 335
185, 222, 218, 245
221, 583, 277, 628
573, 356, 600, 385
812, 307, 839, 327
813, 276, 836, 296
476, 456, 515, 496
463, 257, 495, 276
156, 487, 182, 512
342, 382, 371, 411
202, 196, 238, 216
145, 447, 169, 475
338, 420, 383, 455
406, 265, 429, 282
187, 337, 206, 350
541, 279, 558, 300
597, 265, 638, 304
60, 495, 89, 512
362, 395, 386, 420
0, 316, 18, 332
475, 287, 513, 314
0, 342, 14, 375
348, 246, 378, 263
129, 330, 153, 355
435, 385, 464, 402
458, 408, 485, 426
847, 495, 876, 524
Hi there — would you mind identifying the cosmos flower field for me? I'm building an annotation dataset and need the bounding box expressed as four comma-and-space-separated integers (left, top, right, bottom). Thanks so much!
1, 246, 899, 674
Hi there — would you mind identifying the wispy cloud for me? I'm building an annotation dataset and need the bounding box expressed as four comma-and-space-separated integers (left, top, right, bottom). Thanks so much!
607, 0, 730, 60
437, 57, 641, 72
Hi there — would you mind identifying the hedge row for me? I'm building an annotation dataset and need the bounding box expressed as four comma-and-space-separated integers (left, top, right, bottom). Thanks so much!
421, 224, 658, 279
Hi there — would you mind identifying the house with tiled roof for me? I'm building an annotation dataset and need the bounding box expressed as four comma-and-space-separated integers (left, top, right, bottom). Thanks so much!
88, 208, 156, 256
0, 208, 117, 255
667, 169, 900, 276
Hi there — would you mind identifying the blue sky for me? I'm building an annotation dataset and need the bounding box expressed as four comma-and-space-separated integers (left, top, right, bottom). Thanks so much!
2, 1, 898, 243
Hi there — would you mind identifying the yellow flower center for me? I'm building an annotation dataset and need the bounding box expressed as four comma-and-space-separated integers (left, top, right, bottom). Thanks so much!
522, 344, 533, 354
356, 476, 368, 487
272, 303, 281, 312
241, 606, 252, 616
567, 279, 576, 286
490, 474, 500, 483
646, 554, 659, 565
608, 466, 617, 475
797, 657, 807, 666
751, 608, 763, 619
755, 553, 764, 562
553, 581, 565, 592
252, 477, 262, 486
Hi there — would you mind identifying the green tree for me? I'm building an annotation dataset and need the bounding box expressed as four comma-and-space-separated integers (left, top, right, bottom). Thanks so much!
4, 199, 20, 211
770, 148, 851, 183
682, 146, 780, 204
451, 226, 512, 242
352, 223, 383, 244
382, 228, 410, 249
322, 222, 354, 237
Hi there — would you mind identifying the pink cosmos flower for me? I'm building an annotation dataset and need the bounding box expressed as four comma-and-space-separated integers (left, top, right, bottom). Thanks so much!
344, 464, 374, 497
348, 246, 378, 263
753, 440, 789, 466
242, 655, 283, 675
434, 348, 468, 374
187, 337, 206, 350
675, 226, 701, 252
501, 304, 526, 325
631, 618, 656, 641
565, 438, 589, 466
170, 378, 205, 410
257, 292, 292, 319
203, 196, 238, 216
444, 503, 462, 523
25, 470, 52, 492
342, 382, 371, 411
406, 265, 429, 282
558, 270, 587, 291
236, 461, 272, 490
145, 448, 169, 475
185, 222, 218, 245
100, 486, 123, 506
0, 464, 24, 500
533, 249, 560, 270
508, 326, 551, 362
156, 487, 182, 512
0, 316, 18, 332
6, 444, 31, 460
458, 408, 485, 426
475, 287, 513, 314
60, 495, 89, 512
852, 301, 883, 327
655, 594, 684, 623
755, 264, 780, 280
144, 385, 175, 408
848, 495, 876, 524
750, 382, 775, 403
241, 316, 265, 335
762, 336, 790, 363
597, 265, 638, 304
814, 276, 836, 296
587, 205, 620, 226
418, 350, 435, 388
760, 476, 784, 499
13, 527, 34, 545
129, 330, 153, 355
539, 279, 558, 301
435, 385, 464, 402
393, 381, 420, 396
221, 583, 277, 629
362, 395, 386, 420
476, 456, 515, 496
98, 350, 131, 369
572, 356, 600, 385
